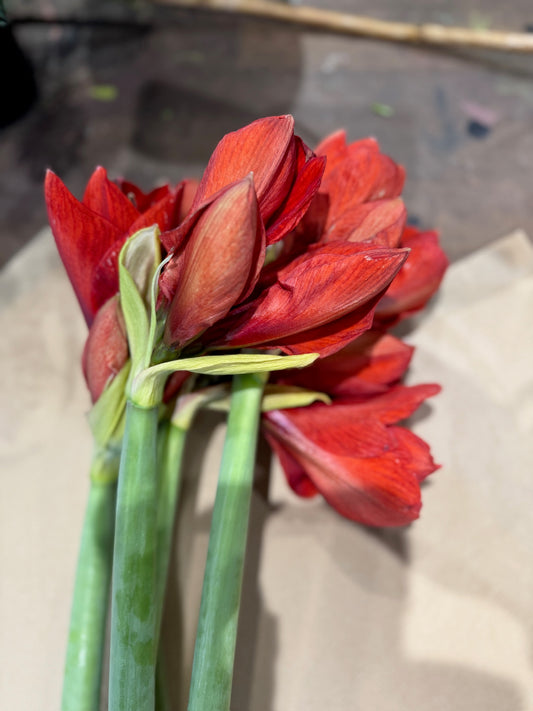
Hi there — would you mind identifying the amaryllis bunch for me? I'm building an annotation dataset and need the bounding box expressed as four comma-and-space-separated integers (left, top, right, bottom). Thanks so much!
45, 115, 447, 711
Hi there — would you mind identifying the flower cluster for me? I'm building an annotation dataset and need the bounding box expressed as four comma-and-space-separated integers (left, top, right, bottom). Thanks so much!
45, 115, 447, 527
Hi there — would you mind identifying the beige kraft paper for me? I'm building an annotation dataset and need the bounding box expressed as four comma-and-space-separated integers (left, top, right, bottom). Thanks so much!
1, 229, 532, 711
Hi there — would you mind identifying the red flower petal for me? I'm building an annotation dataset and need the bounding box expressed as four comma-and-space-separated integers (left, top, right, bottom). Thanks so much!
274, 331, 414, 396
389, 426, 440, 482
344, 384, 441, 425
376, 229, 449, 323
116, 180, 171, 212
321, 147, 384, 225
89, 186, 187, 315
191, 115, 297, 223
362, 152, 405, 202
269, 299, 379, 358
323, 197, 406, 247
127, 184, 184, 235
82, 166, 140, 232
179, 178, 200, 220
264, 432, 318, 497
314, 129, 348, 174
265, 139, 326, 245
263, 406, 425, 527
158, 180, 200, 255
164, 177, 266, 348
315, 134, 406, 244
45, 170, 122, 323
82, 295, 129, 403
218, 243, 408, 350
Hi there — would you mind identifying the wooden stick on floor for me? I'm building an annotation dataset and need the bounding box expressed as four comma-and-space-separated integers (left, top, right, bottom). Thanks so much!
155, 0, 533, 53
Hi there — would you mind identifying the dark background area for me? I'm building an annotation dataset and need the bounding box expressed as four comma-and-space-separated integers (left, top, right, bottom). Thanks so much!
1, 0, 533, 266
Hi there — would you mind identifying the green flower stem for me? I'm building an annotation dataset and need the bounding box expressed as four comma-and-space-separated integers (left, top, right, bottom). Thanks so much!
155, 420, 188, 633
153, 420, 187, 711
187, 371, 268, 711
155, 660, 171, 711
108, 401, 160, 711
62, 458, 117, 711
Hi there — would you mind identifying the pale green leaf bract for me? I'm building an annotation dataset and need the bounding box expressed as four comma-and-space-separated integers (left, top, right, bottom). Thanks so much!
131, 353, 320, 408
118, 226, 161, 388
121, 225, 161, 304
260, 385, 331, 411
207, 384, 331, 413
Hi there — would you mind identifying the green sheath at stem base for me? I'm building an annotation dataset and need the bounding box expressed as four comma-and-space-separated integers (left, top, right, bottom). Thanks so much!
62, 477, 116, 711
187, 371, 268, 711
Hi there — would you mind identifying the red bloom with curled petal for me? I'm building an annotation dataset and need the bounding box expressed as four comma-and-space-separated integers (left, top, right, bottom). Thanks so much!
294, 130, 448, 323
159, 117, 409, 360
45, 168, 193, 399
186, 115, 325, 246
263, 383, 440, 527
264, 324, 442, 526
45, 167, 192, 324
159, 116, 329, 348
185, 127, 413, 358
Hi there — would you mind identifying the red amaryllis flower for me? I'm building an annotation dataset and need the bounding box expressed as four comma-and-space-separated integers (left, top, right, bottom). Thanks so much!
311, 133, 447, 318
175, 115, 326, 246
158, 116, 326, 346
263, 383, 440, 527
45, 168, 195, 400
286, 129, 447, 326
158, 116, 409, 360
45, 166, 192, 324
314, 130, 406, 241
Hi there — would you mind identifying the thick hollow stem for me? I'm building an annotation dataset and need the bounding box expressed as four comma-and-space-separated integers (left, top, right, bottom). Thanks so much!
154, 420, 188, 711
187, 372, 267, 711
61, 475, 116, 711
108, 401, 159, 711
155, 421, 188, 633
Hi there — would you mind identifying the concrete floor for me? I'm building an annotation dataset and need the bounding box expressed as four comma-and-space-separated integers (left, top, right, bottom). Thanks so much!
1, 1, 533, 266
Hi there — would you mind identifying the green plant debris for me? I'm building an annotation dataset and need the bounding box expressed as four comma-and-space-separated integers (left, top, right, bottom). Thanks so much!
89, 84, 118, 102
371, 103, 395, 118
469, 11, 492, 31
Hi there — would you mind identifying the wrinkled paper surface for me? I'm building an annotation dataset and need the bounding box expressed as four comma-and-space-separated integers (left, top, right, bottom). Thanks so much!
1, 230, 532, 711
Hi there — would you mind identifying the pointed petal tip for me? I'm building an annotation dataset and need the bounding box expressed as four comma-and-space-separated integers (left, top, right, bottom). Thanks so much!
87, 165, 109, 184
221, 175, 258, 205
44, 169, 69, 206
279, 114, 294, 126
398, 246, 411, 261
44, 167, 60, 186
44, 169, 57, 197
424, 382, 442, 398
